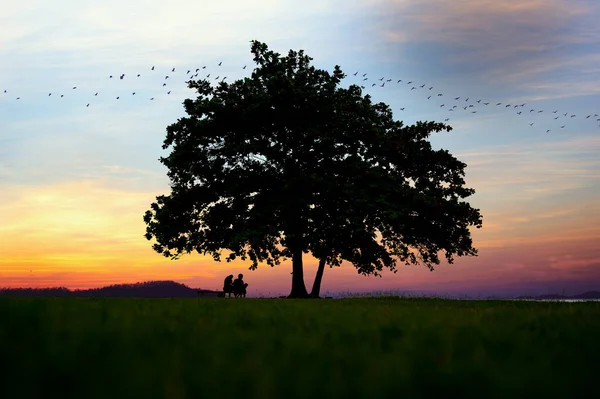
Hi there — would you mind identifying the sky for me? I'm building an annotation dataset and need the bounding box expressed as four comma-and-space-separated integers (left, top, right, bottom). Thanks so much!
1, 0, 599, 297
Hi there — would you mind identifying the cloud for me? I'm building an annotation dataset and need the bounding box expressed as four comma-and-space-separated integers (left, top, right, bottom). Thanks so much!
369, 0, 600, 96
548, 254, 600, 271
455, 135, 600, 202
0, 0, 371, 64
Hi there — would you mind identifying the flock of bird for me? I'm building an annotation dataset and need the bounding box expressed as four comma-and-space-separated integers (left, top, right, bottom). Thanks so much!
2, 61, 599, 134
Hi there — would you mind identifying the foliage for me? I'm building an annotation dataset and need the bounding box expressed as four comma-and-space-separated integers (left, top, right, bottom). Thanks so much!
143, 40, 483, 297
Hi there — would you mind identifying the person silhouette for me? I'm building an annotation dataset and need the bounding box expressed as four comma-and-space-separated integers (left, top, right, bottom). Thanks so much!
233, 274, 246, 298
223, 274, 234, 297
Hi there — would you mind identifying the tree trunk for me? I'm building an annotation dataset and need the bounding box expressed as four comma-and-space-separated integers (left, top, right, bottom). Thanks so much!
287, 248, 310, 298
310, 257, 327, 298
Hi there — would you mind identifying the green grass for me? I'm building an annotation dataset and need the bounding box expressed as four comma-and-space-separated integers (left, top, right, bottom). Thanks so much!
1, 297, 598, 399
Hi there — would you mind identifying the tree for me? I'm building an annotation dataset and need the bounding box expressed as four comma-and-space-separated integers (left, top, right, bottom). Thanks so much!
143, 40, 483, 298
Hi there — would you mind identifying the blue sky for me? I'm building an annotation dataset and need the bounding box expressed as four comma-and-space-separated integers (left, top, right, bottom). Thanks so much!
1, 0, 599, 297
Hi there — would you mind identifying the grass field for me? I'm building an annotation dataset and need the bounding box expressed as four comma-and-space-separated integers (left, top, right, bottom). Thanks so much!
1, 297, 598, 399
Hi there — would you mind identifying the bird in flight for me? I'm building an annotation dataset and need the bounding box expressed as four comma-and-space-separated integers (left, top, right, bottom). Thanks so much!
8, 63, 589, 134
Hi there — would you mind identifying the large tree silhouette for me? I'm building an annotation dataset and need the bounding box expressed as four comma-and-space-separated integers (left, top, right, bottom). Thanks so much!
143, 40, 483, 298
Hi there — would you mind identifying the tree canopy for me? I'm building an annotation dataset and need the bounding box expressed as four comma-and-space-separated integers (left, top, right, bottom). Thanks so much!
143, 40, 483, 298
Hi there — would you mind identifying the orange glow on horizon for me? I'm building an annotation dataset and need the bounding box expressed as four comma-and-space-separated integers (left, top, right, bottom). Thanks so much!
1, 178, 599, 295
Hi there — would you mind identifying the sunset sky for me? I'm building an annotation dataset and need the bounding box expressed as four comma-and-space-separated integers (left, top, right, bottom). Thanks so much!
1, 0, 599, 297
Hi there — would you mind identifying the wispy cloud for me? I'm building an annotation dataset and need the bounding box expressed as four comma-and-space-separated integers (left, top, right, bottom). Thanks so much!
369, 0, 600, 99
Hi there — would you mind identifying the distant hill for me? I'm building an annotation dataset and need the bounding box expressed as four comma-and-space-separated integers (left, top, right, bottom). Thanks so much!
0, 280, 221, 298
1, 282, 598, 300
515, 291, 600, 300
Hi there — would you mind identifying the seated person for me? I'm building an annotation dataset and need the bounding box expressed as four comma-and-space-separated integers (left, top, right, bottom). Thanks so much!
223, 274, 234, 297
233, 274, 247, 298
